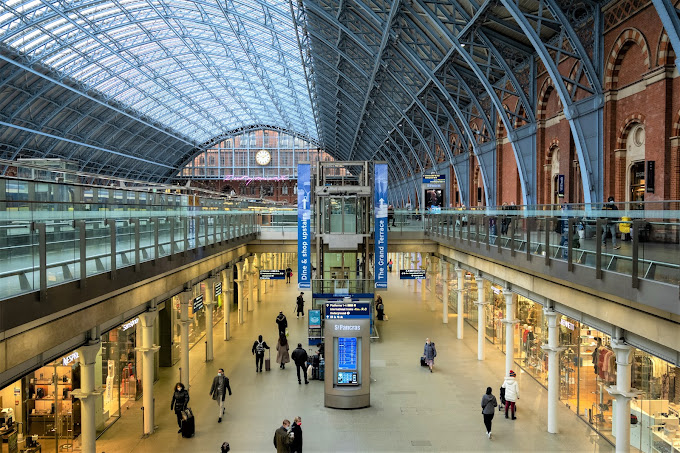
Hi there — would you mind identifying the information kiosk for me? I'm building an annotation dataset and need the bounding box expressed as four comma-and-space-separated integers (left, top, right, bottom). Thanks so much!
324, 302, 370, 409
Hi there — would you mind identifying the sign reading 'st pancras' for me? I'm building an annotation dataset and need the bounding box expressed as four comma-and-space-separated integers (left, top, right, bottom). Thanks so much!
297, 163, 311, 289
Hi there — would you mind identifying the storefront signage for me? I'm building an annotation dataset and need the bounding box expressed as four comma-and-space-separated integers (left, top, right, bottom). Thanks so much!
646, 161, 655, 193
121, 318, 139, 331
400, 269, 426, 280
193, 294, 204, 313
308, 309, 321, 327
62, 352, 79, 366
374, 163, 388, 289
560, 318, 575, 330
259, 269, 285, 280
557, 174, 565, 197
325, 303, 371, 319
334, 324, 361, 331
223, 175, 290, 184
422, 174, 446, 184
214, 282, 222, 297
297, 163, 311, 289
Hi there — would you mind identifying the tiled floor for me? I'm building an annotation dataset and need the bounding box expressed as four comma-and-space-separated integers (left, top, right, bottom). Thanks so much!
96, 271, 614, 452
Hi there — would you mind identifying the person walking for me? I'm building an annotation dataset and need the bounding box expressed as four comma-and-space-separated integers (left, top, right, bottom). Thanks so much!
171, 382, 190, 433
286, 266, 293, 284
209, 368, 232, 423
276, 333, 290, 369
501, 370, 520, 419
295, 293, 305, 318
291, 343, 309, 384
291, 416, 303, 453
252, 334, 271, 372
602, 196, 620, 249
481, 387, 498, 439
273, 419, 293, 453
376, 296, 385, 321
423, 338, 437, 373
388, 258, 393, 272
275, 311, 288, 336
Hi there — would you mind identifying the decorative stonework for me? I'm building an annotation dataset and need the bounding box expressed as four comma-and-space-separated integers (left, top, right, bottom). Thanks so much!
605, 28, 651, 89
604, 0, 651, 32
616, 113, 646, 148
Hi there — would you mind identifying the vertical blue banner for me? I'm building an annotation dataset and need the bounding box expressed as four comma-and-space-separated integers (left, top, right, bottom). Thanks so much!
374, 163, 388, 289
297, 163, 311, 289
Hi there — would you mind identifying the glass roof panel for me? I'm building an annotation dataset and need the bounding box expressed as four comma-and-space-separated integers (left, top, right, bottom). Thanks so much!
0, 0, 318, 142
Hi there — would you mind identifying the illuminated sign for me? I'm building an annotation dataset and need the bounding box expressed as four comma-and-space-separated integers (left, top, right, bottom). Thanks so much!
400, 269, 426, 280
325, 303, 370, 319
214, 282, 222, 297
222, 175, 290, 185
560, 318, 575, 330
121, 318, 139, 331
259, 270, 286, 280
422, 174, 446, 184
62, 352, 79, 366
193, 295, 204, 313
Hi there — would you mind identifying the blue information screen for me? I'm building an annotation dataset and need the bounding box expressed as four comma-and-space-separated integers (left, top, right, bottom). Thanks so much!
337, 337, 357, 370
337, 371, 358, 385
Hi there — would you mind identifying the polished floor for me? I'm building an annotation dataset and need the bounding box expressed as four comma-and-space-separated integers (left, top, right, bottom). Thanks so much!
96, 271, 614, 453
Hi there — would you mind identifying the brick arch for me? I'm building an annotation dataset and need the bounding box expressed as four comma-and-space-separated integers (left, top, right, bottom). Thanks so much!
537, 77, 555, 119
616, 114, 646, 148
657, 30, 677, 67
546, 138, 560, 164
673, 109, 680, 137
605, 28, 651, 89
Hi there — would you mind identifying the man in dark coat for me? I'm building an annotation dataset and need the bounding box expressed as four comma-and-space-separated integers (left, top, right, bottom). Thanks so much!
209, 368, 232, 423
252, 334, 271, 372
273, 419, 293, 453
291, 343, 309, 384
295, 293, 305, 318
276, 311, 288, 335
291, 416, 303, 453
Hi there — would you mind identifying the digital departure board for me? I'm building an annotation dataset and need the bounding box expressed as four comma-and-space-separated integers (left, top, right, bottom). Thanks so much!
337, 337, 358, 370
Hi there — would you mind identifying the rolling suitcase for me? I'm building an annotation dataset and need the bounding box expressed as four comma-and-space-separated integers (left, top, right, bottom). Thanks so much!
265, 349, 271, 372
420, 356, 427, 367
181, 408, 195, 438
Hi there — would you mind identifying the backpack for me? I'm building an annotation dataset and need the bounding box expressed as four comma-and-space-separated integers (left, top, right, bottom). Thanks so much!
256, 341, 265, 354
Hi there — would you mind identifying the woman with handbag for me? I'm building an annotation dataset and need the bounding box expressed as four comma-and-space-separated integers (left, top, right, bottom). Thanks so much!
171, 382, 190, 432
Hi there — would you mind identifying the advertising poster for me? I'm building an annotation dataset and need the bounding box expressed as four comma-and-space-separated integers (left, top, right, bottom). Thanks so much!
297, 163, 311, 289
374, 163, 388, 289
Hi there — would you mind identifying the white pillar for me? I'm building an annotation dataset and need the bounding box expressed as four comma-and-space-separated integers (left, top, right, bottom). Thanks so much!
441, 259, 449, 324
248, 259, 255, 311
253, 254, 261, 304
138, 310, 160, 435
456, 267, 464, 339
399, 252, 404, 272
205, 277, 216, 362
421, 254, 428, 303
269, 254, 274, 288
235, 262, 244, 324
502, 289, 518, 377
222, 268, 231, 340
541, 308, 564, 433
607, 338, 637, 453
179, 289, 192, 384
474, 275, 487, 360
260, 253, 266, 295
411, 254, 417, 292
72, 341, 101, 453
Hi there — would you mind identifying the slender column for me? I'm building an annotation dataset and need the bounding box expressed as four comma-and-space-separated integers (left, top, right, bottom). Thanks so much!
456, 268, 464, 339
474, 275, 488, 360
235, 262, 244, 324
502, 289, 518, 377
269, 254, 274, 288
253, 254, 261, 304
247, 258, 255, 311
72, 341, 101, 453
260, 253, 266, 295
421, 254, 428, 303
541, 308, 565, 433
607, 338, 638, 453
138, 310, 160, 435
411, 254, 417, 292
179, 289, 192, 384
222, 268, 231, 340
399, 252, 404, 272
204, 277, 215, 361
441, 259, 449, 323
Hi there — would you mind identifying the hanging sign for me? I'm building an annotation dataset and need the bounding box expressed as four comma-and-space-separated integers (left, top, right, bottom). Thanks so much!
260, 269, 285, 280
214, 282, 222, 297
308, 309, 321, 327
374, 163, 388, 289
325, 302, 371, 319
297, 163, 311, 289
400, 269, 426, 280
193, 294, 204, 313
560, 318, 575, 330
62, 352, 79, 366
121, 318, 139, 331
646, 161, 655, 193
557, 174, 565, 197
422, 174, 446, 184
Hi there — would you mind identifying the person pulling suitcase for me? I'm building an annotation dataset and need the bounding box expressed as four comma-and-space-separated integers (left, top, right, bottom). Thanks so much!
252, 335, 271, 373
171, 382, 190, 433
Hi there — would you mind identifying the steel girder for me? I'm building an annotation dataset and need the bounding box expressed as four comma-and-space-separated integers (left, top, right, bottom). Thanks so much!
650, 0, 680, 71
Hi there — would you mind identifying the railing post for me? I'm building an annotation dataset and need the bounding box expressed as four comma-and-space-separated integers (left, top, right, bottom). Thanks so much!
169, 217, 175, 259
595, 219, 603, 279
484, 215, 490, 251
475, 215, 480, 247
204, 216, 209, 248
226, 216, 232, 241
466, 215, 471, 245
545, 218, 552, 266
631, 220, 641, 289
31, 222, 47, 300
105, 219, 116, 279
497, 216, 502, 254
152, 218, 159, 263
129, 218, 140, 272
510, 217, 516, 256
526, 216, 532, 261
183, 216, 189, 255
567, 217, 575, 272
73, 220, 87, 287
220, 215, 225, 243
195, 214, 201, 249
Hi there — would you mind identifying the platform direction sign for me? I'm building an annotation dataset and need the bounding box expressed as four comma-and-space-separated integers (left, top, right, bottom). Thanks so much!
325, 302, 371, 319
400, 269, 426, 280
259, 269, 285, 280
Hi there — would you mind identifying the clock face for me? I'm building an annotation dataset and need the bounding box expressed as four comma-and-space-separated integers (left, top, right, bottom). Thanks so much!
255, 150, 271, 166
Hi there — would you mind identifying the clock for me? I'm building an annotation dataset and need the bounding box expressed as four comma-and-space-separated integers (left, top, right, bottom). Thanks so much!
255, 149, 271, 166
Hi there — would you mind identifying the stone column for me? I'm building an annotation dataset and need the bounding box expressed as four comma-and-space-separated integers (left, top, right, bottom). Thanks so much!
399, 252, 404, 272
421, 254, 428, 303
235, 262, 244, 324
253, 254, 261, 304
441, 259, 448, 324
204, 277, 216, 362
247, 258, 255, 312
502, 289, 518, 377
541, 307, 565, 434
456, 267, 464, 339
607, 337, 638, 453
179, 289, 192, 384
222, 268, 231, 341
72, 341, 101, 453
411, 253, 417, 292
474, 275, 488, 360
138, 310, 160, 435
269, 254, 274, 288
260, 253, 267, 295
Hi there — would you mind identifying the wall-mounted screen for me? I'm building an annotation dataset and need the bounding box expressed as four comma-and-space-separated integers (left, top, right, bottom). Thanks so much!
337, 371, 358, 385
337, 337, 357, 370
